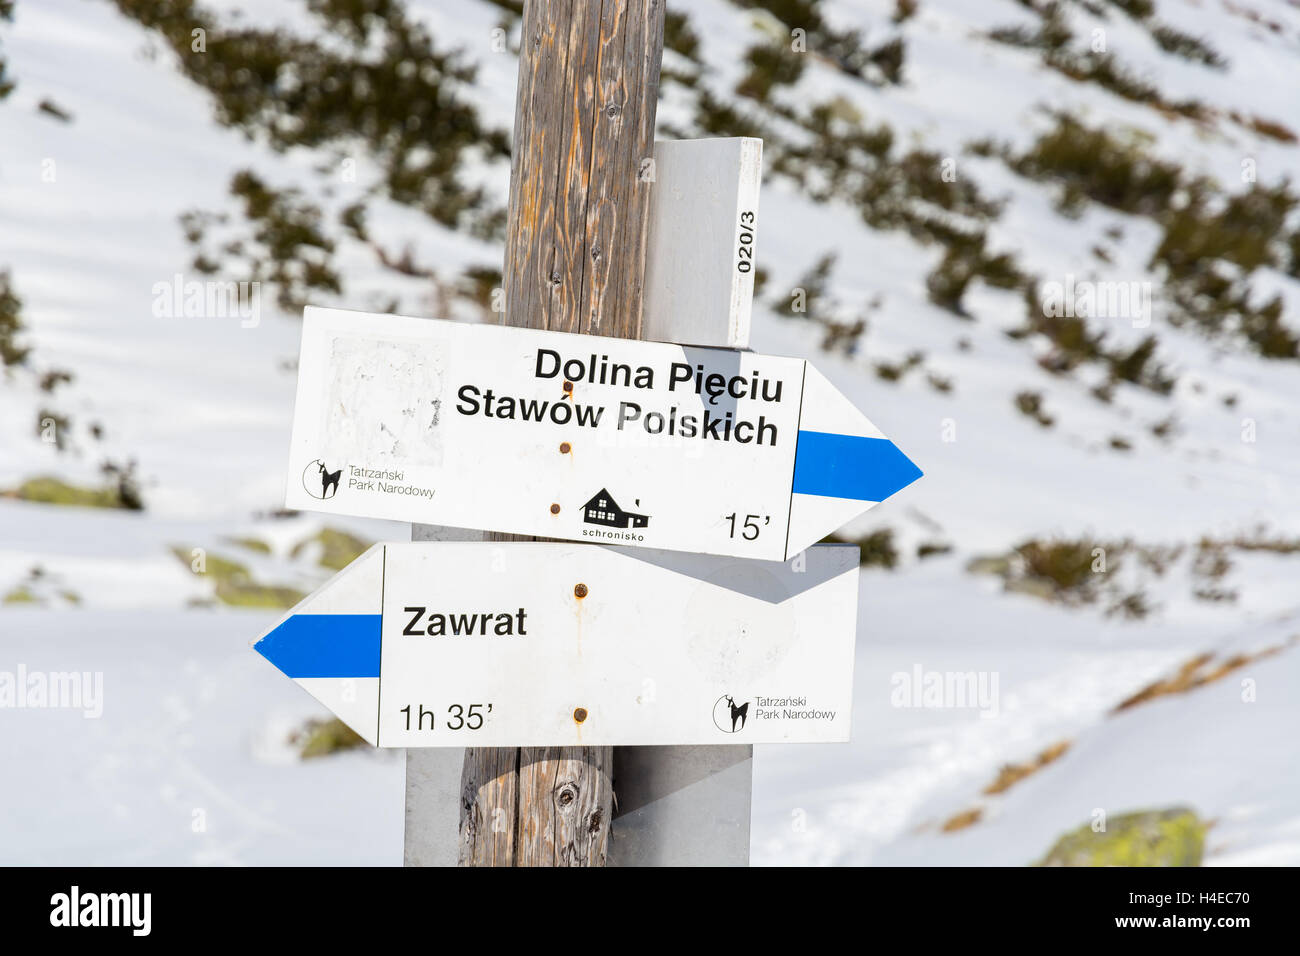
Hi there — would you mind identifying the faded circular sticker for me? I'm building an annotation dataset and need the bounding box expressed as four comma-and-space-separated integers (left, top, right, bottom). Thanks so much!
684, 563, 797, 686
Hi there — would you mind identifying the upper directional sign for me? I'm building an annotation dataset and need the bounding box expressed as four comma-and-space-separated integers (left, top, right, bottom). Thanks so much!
287, 306, 922, 560
254, 542, 860, 747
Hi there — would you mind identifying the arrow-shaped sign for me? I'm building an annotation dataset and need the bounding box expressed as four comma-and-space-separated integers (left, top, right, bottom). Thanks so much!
254, 542, 860, 746
287, 306, 920, 560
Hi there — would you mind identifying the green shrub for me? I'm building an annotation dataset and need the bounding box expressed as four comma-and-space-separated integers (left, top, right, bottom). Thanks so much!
990, 6, 1207, 119
39, 369, 74, 392
169, 545, 304, 608
1013, 390, 1054, 426
892, 0, 919, 24
858, 529, 900, 568
868, 37, 906, 85
989, 1, 1073, 51
1016, 283, 1105, 373
874, 350, 924, 382
827, 528, 899, 569
737, 42, 806, 101
1106, 0, 1156, 20
1152, 181, 1300, 358
822, 318, 866, 355
1012, 115, 1182, 217
1150, 23, 1225, 68
290, 526, 371, 571
295, 717, 367, 758
927, 251, 975, 313
917, 542, 952, 559
6, 476, 134, 510
732, 0, 825, 33
1109, 335, 1175, 394
0, 1, 14, 100
927, 233, 1025, 315
1153, 181, 1298, 277
1018, 539, 1100, 594
777, 253, 836, 317
0, 270, 29, 367
112, 0, 511, 314
114, 0, 507, 229
689, 89, 769, 141
1008, 117, 1299, 363
1037, 807, 1205, 867
3, 586, 40, 605
224, 536, 271, 554
664, 10, 701, 62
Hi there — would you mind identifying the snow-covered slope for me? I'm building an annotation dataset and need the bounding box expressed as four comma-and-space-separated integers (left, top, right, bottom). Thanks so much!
1, 0, 1298, 865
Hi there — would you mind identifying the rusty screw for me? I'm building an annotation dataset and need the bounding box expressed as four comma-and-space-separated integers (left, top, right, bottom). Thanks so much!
559, 441, 571, 454
550, 503, 561, 515
574, 582, 588, 599
573, 707, 588, 723
562, 380, 574, 393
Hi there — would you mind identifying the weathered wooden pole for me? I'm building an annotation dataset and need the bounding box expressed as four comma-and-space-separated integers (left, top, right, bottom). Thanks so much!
457, 0, 665, 867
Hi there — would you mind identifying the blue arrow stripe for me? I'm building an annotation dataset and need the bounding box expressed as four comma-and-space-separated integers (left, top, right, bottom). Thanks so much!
793, 430, 923, 502
255, 614, 381, 679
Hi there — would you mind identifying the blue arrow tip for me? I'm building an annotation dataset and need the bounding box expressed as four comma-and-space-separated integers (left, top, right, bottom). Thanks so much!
792, 430, 922, 502
255, 614, 382, 679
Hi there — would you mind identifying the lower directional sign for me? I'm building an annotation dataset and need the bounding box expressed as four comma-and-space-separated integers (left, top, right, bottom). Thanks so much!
254, 542, 860, 747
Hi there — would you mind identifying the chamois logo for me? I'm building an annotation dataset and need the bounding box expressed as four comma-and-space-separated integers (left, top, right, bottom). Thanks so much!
713, 694, 750, 734
302, 458, 341, 500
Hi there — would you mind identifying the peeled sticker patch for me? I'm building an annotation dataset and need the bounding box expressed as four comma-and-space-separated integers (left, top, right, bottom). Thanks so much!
323, 335, 448, 467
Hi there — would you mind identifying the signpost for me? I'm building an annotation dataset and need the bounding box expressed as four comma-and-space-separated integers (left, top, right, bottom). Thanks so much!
404, 134, 769, 867
254, 542, 859, 747
255, 0, 923, 867
286, 305, 921, 561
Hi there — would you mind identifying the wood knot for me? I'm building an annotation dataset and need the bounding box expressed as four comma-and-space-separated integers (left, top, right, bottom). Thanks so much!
587, 809, 603, 834
555, 783, 578, 809
604, 103, 621, 119
549, 270, 562, 286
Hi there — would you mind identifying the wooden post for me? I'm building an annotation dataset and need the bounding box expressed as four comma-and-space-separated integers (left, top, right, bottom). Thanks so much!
407, 136, 763, 868
457, 0, 666, 867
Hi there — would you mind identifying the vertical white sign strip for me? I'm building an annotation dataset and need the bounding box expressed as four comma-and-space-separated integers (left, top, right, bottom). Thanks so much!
642, 138, 763, 349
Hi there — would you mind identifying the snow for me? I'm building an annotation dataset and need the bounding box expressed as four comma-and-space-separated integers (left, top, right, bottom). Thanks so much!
2, 609, 404, 865
1, 0, 1298, 865
752, 558, 1300, 865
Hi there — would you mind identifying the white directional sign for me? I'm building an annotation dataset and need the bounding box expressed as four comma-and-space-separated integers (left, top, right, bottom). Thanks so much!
287, 306, 922, 560
254, 542, 860, 747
